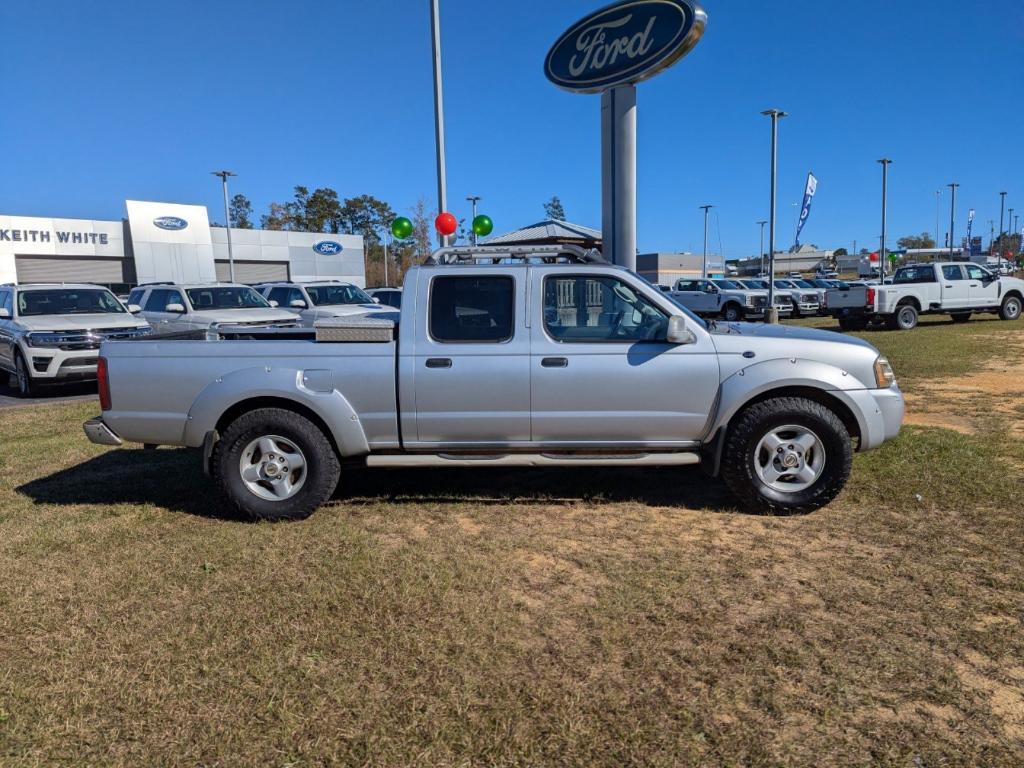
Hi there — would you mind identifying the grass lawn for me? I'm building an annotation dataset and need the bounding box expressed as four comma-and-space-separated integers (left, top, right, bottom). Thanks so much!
1, 315, 1023, 766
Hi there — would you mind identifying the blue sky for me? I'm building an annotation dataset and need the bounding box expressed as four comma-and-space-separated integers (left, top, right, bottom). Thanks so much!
1, 0, 1021, 258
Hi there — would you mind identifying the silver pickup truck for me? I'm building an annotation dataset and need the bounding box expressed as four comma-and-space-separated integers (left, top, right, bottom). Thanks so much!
84, 246, 904, 521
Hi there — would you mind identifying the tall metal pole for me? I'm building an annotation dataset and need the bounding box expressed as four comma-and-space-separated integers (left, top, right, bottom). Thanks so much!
762, 109, 787, 322
601, 85, 637, 271
948, 183, 959, 260
700, 205, 713, 278
212, 170, 237, 282
878, 159, 891, 281
429, 0, 448, 246
999, 191, 1007, 237
935, 190, 941, 251
466, 195, 481, 245
382, 230, 389, 287
757, 220, 767, 275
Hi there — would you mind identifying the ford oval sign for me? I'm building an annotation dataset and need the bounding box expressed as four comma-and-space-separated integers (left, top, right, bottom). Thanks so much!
545, 0, 706, 93
152, 216, 189, 231
313, 240, 343, 256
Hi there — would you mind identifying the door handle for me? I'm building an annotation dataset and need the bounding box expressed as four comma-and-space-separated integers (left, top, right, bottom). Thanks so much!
944, 285, 953, 288
425, 358, 452, 369
541, 357, 569, 368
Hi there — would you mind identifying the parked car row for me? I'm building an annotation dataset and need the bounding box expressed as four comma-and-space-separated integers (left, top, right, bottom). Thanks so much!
2, 278, 389, 396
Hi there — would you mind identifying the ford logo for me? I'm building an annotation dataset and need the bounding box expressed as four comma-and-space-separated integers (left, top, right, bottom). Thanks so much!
313, 240, 343, 256
545, 0, 706, 93
153, 216, 189, 231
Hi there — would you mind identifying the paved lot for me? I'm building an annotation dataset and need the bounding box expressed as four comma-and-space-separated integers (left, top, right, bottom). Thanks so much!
0, 375, 97, 408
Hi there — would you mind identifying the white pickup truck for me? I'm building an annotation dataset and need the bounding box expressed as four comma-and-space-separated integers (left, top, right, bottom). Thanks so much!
826, 262, 1024, 331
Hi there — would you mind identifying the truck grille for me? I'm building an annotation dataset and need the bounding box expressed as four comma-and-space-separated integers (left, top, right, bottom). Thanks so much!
753, 296, 767, 308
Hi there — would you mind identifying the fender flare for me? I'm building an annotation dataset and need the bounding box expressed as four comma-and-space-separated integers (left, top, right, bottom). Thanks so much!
707, 358, 872, 445
182, 365, 370, 456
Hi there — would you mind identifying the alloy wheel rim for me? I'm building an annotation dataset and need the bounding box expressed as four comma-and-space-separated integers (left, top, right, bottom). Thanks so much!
1009, 299, 1021, 319
239, 435, 308, 502
753, 424, 826, 493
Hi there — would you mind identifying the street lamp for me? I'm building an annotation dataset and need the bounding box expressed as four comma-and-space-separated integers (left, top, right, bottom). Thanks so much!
466, 195, 481, 244
948, 183, 959, 260
762, 108, 788, 323
935, 189, 942, 252
999, 191, 1007, 237
699, 205, 714, 278
211, 170, 237, 282
757, 220, 767, 275
878, 159, 892, 281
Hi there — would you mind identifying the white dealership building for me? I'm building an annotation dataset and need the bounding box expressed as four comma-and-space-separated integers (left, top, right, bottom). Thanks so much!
0, 199, 366, 291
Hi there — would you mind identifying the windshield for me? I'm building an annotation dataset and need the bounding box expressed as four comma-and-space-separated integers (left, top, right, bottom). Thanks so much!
742, 280, 767, 289
305, 284, 373, 306
791, 279, 815, 288
774, 280, 794, 289
185, 286, 271, 310
17, 288, 126, 316
712, 279, 740, 290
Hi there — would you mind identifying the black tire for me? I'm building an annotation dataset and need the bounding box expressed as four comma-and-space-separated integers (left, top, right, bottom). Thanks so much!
886, 303, 918, 331
838, 316, 867, 332
720, 397, 853, 515
999, 295, 1022, 322
950, 312, 972, 324
13, 352, 36, 398
722, 303, 744, 322
210, 407, 341, 521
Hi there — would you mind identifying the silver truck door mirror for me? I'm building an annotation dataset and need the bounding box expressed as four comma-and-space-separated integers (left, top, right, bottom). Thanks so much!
372, 297, 381, 304
127, 304, 142, 314
666, 315, 695, 345
0, 308, 10, 319
268, 300, 279, 307
290, 299, 307, 309
165, 303, 185, 314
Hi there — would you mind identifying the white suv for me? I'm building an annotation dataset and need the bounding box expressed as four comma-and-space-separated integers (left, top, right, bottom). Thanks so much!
127, 283, 299, 333
0, 283, 151, 396
256, 281, 388, 327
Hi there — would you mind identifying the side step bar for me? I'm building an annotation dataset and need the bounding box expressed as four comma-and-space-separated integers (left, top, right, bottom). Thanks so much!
366, 452, 700, 468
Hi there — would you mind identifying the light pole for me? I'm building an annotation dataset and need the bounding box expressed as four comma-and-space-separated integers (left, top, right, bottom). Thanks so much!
948, 183, 959, 260
999, 191, 1007, 237
757, 220, 767, 275
935, 189, 942, 251
1009, 209, 1015, 252
700, 205, 713, 278
381, 229, 390, 287
762, 108, 787, 322
466, 195, 481, 245
878, 159, 892, 281
211, 170, 237, 282
429, 0, 448, 246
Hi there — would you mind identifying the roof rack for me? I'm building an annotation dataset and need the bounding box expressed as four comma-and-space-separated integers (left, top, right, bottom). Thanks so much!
427, 244, 608, 266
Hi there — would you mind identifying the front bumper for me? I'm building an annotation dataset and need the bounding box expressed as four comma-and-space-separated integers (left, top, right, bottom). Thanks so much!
19, 346, 102, 380
850, 385, 904, 451
83, 417, 123, 446
796, 302, 820, 314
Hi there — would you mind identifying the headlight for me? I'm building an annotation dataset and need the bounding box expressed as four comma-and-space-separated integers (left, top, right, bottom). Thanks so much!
25, 332, 73, 348
873, 356, 896, 388
745, 296, 756, 306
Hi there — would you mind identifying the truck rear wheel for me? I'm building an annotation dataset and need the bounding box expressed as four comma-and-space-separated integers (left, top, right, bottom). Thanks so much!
211, 407, 341, 521
720, 397, 853, 515
999, 295, 1022, 321
886, 304, 918, 331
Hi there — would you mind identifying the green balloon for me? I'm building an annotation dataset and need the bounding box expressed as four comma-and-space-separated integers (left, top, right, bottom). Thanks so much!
472, 214, 494, 237
391, 217, 413, 240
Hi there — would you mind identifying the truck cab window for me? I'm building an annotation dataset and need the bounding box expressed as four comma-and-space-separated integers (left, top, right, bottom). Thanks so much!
429, 276, 514, 343
544, 275, 668, 342
942, 265, 965, 281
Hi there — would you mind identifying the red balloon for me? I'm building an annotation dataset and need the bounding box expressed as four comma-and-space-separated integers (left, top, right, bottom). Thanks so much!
435, 212, 458, 236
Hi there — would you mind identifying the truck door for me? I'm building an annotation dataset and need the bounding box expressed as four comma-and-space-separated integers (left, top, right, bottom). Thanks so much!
966, 264, 1001, 307
409, 270, 531, 447
939, 264, 969, 309
530, 270, 720, 446
0, 289, 13, 370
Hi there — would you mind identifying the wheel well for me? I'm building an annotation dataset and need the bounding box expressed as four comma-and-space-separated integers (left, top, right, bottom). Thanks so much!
214, 396, 340, 455
731, 386, 862, 445
896, 296, 920, 311
1003, 289, 1023, 303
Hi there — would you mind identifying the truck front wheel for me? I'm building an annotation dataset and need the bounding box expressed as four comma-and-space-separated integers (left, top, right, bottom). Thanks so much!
999, 295, 1022, 321
722, 303, 744, 322
720, 397, 853, 515
211, 407, 341, 521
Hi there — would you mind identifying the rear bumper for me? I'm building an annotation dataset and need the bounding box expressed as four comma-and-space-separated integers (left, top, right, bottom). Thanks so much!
83, 417, 123, 446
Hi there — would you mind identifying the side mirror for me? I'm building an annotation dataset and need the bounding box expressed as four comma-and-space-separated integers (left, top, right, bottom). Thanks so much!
165, 303, 185, 314
127, 304, 142, 314
290, 299, 307, 309
0, 308, 10, 319
372, 297, 381, 304
268, 300, 279, 307
666, 315, 695, 345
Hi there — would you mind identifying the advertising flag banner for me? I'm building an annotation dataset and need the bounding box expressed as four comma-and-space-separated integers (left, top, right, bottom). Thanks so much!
966, 209, 975, 257
794, 172, 818, 247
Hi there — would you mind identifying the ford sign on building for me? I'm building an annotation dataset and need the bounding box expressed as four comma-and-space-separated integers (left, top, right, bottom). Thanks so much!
0, 199, 366, 290
545, 0, 706, 93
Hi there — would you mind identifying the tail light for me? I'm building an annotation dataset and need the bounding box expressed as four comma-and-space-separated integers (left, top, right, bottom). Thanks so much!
865, 286, 876, 307
97, 356, 111, 411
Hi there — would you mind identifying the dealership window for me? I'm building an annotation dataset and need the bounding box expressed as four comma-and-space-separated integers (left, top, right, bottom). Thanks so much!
544, 275, 668, 342
429, 276, 514, 343
144, 289, 185, 312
